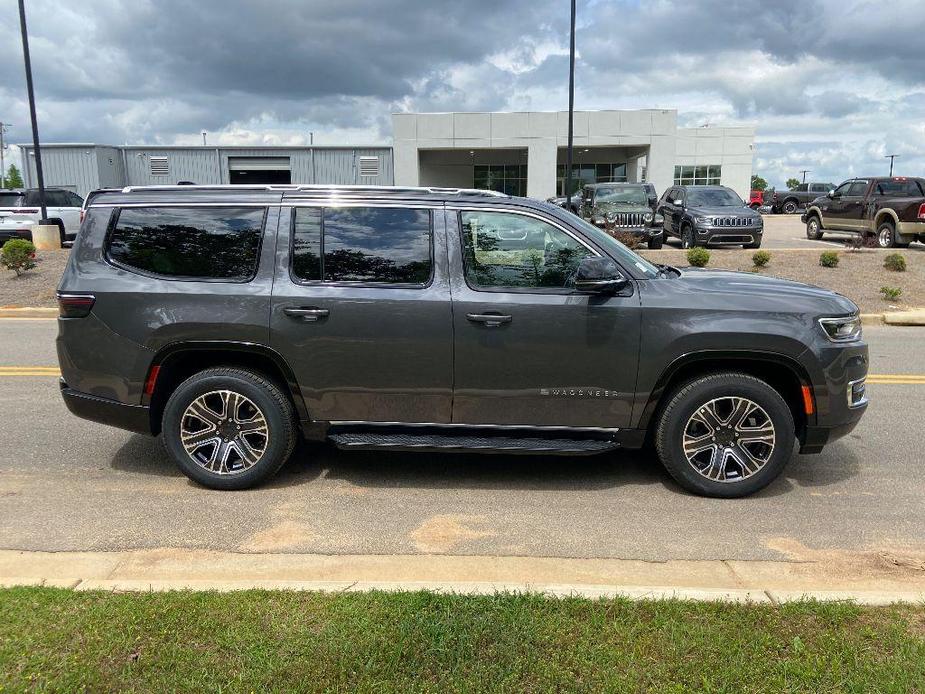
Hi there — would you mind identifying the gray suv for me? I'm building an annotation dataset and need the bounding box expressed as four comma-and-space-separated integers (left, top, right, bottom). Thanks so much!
57, 185, 868, 497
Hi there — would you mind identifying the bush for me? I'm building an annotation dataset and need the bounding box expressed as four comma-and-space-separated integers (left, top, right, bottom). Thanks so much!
845, 234, 878, 252
884, 253, 907, 272
686, 247, 710, 268
1, 239, 37, 277
880, 286, 902, 301
752, 250, 771, 268
819, 251, 839, 268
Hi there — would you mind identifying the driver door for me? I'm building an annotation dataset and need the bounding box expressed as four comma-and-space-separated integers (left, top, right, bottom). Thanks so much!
447, 206, 641, 429
821, 180, 867, 231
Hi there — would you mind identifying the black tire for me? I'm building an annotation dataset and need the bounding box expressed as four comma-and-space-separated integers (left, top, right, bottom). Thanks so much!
162, 367, 298, 490
647, 234, 663, 250
680, 225, 697, 249
743, 238, 761, 249
782, 200, 799, 215
876, 220, 908, 249
654, 372, 794, 498
805, 215, 823, 240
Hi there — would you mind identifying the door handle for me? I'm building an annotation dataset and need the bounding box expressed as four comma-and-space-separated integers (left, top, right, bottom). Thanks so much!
466, 313, 512, 328
283, 307, 330, 322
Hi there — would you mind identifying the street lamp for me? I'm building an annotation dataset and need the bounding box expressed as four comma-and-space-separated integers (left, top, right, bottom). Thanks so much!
885, 154, 899, 177
563, 0, 576, 199
18, 0, 47, 221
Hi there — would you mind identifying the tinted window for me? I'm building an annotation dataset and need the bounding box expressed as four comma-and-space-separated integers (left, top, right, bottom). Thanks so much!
67, 192, 84, 207
0, 193, 23, 207
594, 186, 648, 205
108, 207, 265, 280
48, 191, 71, 206
292, 207, 432, 285
847, 181, 868, 196
460, 211, 589, 290
809, 183, 830, 193
686, 188, 743, 207
833, 181, 853, 196
874, 180, 923, 197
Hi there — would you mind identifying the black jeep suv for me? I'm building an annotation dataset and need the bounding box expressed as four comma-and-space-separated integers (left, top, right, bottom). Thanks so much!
658, 185, 763, 248
57, 185, 867, 497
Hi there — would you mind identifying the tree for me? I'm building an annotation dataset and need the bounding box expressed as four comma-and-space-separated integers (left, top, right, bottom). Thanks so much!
786, 178, 800, 190
750, 175, 768, 191
4, 164, 24, 189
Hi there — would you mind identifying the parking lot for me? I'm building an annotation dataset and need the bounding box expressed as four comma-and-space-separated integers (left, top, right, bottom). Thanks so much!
1, 317, 923, 565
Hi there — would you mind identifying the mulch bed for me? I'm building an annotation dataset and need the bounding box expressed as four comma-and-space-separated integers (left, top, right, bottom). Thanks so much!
0, 249, 70, 308
639, 248, 924, 314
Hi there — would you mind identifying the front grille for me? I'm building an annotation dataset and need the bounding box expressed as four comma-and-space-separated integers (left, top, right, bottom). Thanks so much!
714, 217, 755, 227
710, 234, 754, 244
607, 212, 645, 227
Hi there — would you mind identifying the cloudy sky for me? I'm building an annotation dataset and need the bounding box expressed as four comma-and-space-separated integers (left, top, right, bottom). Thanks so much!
1, 0, 922, 188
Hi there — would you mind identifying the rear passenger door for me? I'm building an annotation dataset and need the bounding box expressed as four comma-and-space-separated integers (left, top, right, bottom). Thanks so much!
270, 201, 453, 424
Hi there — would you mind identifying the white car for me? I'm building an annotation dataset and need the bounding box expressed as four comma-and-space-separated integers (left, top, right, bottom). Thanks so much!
0, 188, 84, 246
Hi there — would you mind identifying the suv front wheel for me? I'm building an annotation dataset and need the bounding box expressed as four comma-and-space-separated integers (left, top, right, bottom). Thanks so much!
655, 373, 794, 497
162, 367, 298, 490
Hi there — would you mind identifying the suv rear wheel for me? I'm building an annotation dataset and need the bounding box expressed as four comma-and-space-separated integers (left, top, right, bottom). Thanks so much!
655, 373, 794, 498
782, 200, 799, 214
162, 367, 297, 490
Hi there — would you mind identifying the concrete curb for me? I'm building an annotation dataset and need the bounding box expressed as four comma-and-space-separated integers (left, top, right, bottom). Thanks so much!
883, 309, 925, 326
0, 307, 57, 318
2, 549, 924, 605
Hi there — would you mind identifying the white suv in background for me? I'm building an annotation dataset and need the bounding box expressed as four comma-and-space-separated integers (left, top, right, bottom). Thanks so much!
0, 188, 84, 246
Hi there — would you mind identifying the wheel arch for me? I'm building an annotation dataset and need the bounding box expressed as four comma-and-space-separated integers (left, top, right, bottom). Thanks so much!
804, 207, 823, 227
874, 208, 899, 229
143, 341, 308, 435
638, 351, 814, 445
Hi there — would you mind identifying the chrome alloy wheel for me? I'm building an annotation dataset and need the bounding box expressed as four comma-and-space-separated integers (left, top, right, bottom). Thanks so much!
180, 390, 269, 475
682, 396, 776, 483
878, 227, 893, 248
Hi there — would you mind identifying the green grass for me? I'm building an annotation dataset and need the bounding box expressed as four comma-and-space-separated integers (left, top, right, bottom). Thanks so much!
1, 588, 924, 692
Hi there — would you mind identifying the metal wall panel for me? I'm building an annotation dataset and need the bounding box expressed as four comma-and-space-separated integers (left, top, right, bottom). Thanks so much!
22, 146, 101, 196
96, 146, 126, 189
123, 148, 223, 186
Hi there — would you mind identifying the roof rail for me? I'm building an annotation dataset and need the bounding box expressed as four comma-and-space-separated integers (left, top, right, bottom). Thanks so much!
117, 184, 509, 197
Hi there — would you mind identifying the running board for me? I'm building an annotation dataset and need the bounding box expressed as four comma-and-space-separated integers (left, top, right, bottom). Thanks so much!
328, 432, 619, 456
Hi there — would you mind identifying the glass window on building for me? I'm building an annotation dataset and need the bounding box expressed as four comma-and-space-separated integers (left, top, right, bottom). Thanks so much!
473, 164, 527, 197
556, 162, 628, 195
673, 165, 722, 186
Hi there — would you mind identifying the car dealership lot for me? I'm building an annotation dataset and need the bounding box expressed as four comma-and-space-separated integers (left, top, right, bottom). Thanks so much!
1, 318, 923, 563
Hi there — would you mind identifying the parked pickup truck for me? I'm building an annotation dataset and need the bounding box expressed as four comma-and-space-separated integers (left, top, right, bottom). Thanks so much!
0, 188, 84, 245
767, 182, 834, 215
802, 177, 925, 248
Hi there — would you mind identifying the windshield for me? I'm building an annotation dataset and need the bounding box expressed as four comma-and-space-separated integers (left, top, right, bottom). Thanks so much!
595, 187, 648, 205
0, 193, 23, 207
687, 188, 743, 207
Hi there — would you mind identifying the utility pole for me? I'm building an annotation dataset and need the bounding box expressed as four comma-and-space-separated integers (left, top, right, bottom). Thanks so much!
563, 0, 576, 200
800, 169, 811, 183
885, 154, 898, 176
0, 123, 9, 188
202, 131, 207, 146
18, 0, 47, 220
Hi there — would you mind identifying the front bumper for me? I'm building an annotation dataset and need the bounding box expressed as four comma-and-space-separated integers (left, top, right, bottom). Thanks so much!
593, 221, 662, 239
694, 225, 763, 245
60, 380, 152, 435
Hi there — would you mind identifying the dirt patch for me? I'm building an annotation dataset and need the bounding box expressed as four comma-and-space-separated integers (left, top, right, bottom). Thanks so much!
240, 520, 318, 552
410, 514, 494, 553
639, 248, 925, 314
0, 248, 69, 308
766, 537, 925, 581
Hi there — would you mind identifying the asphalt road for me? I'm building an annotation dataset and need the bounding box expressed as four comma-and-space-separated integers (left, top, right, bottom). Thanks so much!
0, 319, 923, 562
659, 214, 925, 251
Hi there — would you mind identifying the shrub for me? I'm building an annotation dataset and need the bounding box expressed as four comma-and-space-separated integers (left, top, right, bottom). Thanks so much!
819, 251, 839, 268
884, 253, 906, 272
606, 227, 642, 250
1, 239, 37, 277
752, 250, 771, 268
686, 247, 710, 267
880, 286, 902, 301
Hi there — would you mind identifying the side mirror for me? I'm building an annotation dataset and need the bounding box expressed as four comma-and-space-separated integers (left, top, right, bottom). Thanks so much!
574, 257, 628, 295
647, 195, 657, 207
827, 189, 838, 199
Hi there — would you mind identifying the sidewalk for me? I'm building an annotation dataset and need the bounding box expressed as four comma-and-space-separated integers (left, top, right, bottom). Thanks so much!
3, 549, 924, 604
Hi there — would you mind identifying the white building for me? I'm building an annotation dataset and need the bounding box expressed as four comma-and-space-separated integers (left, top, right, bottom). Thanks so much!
392, 110, 755, 199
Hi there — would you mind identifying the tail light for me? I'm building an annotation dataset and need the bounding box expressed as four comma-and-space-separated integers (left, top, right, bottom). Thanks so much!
917, 203, 925, 220
79, 209, 86, 223
57, 292, 95, 318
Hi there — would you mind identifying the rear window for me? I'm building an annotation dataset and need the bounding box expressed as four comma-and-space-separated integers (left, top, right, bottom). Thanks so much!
874, 180, 923, 197
0, 193, 23, 207
291, 206, 432, 285
107, 206, 266, 280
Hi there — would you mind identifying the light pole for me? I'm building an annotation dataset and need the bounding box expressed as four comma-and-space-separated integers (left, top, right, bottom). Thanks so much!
563, 0, 576, 200
18, 0, 47, 221
800, 169, 811, 183
0, 123, 9, 188
885, 154, 898, 176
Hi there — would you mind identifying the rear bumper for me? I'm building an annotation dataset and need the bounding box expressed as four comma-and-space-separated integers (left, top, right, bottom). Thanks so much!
0, 228, 33, 243
60, 380, 151, 435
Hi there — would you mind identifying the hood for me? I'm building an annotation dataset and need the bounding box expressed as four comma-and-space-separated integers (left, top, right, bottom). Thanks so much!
595, 201, 652, 214
675, 267, 858, 315
687, 205, 760, 218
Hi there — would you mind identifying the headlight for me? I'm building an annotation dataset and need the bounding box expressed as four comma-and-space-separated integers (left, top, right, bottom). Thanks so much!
654, 213, 664, 225
694, 216, 713, 226
643, 212, 654, 223
819, 315, 862, 342
606, 212, 616, 222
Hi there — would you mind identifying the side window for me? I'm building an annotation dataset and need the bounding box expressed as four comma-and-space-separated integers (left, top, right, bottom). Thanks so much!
459, 211, 589, 291
874, 180, 922, 197
68, 192, 84, 207
796, 184, 808, 192
291, 206, 432, 285
107, 207, 265, 280
847, 181, 868, 196
833, 181, 853, 196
